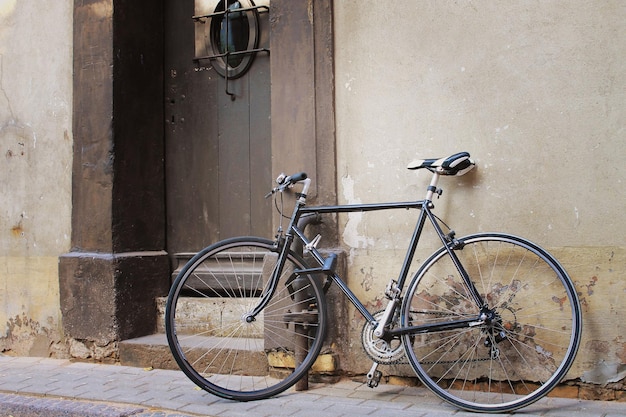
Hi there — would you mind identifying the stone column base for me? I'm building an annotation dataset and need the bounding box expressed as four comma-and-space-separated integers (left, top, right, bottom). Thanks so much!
59, 251, 170, 359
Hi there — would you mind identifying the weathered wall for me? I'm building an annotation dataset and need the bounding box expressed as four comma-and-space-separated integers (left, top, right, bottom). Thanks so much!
0, 0, 624, 399
334, 1, 626, 393
0, 0, 72, 356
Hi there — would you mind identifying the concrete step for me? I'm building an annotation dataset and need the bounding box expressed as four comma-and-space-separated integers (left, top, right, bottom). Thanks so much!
155, 296, 265, 337
123, 296, 339, 375
119, 333, 338, 375
119, 334, 179, 370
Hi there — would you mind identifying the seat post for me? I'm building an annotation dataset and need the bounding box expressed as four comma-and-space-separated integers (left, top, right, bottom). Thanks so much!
425, 171, 441, 202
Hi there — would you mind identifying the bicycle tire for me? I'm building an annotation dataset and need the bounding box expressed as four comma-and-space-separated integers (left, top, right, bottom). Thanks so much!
401, 233, 582, 413
165, 236, 327, 401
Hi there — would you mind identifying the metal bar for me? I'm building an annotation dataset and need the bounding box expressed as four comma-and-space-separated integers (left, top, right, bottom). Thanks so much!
192, 2, 271, 100
291, 226, 376, 323
387, 317, 482, 337
193, 48, 270, 62
330, 273, 377, 323
224, 2, 234, 100
299, 200, 424, 214
193, 5, 269, 21
293, 286, 309, 391
426, 208, 486, 308
395, 204, 430, 289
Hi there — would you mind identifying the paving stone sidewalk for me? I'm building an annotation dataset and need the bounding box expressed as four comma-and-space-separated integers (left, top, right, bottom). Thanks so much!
0, 355, 624, 417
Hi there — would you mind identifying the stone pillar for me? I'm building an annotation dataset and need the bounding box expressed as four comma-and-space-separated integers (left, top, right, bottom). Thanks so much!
59, 0, 169, 360
269, 0, 350, 379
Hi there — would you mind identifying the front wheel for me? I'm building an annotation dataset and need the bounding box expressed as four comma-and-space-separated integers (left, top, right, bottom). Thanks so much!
165, 237, 327, 401
401, 233, 582, 413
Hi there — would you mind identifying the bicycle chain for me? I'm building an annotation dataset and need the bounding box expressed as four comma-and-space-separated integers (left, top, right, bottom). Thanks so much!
362, 310, 493, 366
405, 310, 493, 366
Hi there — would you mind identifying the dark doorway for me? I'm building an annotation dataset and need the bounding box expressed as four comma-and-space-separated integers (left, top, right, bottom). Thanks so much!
164, 0, 272, 270
62, 0, 338, 363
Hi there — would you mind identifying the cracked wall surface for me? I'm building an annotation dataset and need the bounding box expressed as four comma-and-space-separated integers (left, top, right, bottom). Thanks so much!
334, 1, 626, 391
0, 0, 72, 356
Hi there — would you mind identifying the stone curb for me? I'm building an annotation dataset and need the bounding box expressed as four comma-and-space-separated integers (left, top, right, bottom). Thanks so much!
0, 392, 198, 417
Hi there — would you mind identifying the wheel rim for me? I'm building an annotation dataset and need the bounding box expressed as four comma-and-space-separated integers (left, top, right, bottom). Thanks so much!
166, 238, 326, 400
402, 234, 581, 412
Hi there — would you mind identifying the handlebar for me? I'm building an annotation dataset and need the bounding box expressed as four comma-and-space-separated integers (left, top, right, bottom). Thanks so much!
278, 172, 308, 185
265, 172, 309, 198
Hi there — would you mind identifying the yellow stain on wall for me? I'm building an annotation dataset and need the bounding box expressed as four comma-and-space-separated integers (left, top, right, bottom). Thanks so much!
0, 256, 62, 341
0, 0, 16, 19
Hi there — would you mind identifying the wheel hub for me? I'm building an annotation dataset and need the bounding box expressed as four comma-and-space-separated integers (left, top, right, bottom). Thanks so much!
480, 305, 520, 359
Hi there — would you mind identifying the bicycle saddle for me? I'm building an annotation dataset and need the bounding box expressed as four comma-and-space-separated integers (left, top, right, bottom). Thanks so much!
407, 151, 475, 176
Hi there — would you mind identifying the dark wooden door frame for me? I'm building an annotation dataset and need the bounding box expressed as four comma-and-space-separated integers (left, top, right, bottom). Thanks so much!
59, 0, 336, 359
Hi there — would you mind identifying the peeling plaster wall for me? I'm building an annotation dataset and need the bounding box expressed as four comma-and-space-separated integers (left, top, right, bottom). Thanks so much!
0, 0, 72, 356
334, 1, 626, 390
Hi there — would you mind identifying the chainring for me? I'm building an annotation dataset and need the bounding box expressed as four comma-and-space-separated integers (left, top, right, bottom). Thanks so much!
361, 310, 406, 365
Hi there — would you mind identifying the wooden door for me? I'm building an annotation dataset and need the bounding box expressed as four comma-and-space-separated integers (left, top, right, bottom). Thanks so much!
164, 0, 272, 263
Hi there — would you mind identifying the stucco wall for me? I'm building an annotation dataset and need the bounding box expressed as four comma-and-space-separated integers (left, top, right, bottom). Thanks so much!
334, 1, 625, 391
0, 0, 72, 356
0, 0, 624, 398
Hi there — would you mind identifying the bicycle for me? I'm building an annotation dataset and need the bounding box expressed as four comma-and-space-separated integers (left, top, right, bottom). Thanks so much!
165, 151, 582, 413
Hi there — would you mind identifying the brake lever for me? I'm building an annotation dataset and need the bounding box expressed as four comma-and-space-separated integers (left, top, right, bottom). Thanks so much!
265, 188, 278, 198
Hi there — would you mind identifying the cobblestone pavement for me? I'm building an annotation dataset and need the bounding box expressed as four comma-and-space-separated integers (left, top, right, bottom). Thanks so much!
0, 356, 624, 417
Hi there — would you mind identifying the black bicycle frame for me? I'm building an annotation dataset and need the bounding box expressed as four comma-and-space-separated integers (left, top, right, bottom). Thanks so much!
273, 197, 488, 334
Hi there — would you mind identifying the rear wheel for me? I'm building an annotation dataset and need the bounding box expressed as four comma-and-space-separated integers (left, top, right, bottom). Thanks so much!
165, 237, 327, 401
401, 233, 582, 413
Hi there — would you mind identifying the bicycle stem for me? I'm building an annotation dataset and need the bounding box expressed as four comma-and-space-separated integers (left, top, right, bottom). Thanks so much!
297, 178, 312, 204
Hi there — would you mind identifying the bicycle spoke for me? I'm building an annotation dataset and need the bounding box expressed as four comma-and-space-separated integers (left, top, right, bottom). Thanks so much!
402, 234, 581, 412
166, 238, 327, 401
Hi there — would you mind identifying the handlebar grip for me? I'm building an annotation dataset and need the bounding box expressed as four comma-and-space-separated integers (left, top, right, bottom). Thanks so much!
289, 172, 308, 183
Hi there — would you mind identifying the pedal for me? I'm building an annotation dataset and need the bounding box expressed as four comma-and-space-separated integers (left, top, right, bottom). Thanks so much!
366, 362, 382, 388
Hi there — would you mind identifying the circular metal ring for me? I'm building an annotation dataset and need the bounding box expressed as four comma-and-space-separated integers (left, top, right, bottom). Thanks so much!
210, 0, 260, 79
361, 310, 406, 365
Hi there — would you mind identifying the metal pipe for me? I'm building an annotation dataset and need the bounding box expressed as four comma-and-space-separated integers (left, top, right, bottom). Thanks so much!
293, 212, 322, 256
